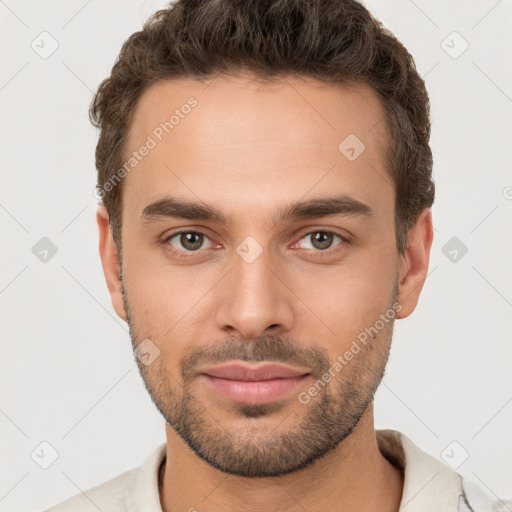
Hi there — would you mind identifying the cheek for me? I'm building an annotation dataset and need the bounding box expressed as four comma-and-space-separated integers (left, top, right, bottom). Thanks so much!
289, 245, 398, 345
122, 259, 216, 358
122, 221, 398, 356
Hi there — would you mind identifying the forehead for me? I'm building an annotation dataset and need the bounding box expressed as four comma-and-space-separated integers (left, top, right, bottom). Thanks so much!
122, 73, 394, 220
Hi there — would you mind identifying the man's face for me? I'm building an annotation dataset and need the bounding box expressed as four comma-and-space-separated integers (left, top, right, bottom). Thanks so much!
112, 75, 406, 476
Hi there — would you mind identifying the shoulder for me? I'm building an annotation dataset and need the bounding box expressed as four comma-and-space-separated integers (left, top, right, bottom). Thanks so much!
376, 430, 508, 512
44, 468, 137, 511
44, 442, 167, 512
459, 477, 510, 512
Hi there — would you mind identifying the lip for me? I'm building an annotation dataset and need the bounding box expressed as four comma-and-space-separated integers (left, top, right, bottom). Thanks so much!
202, 362, 310, 381
200, 362, 310, 405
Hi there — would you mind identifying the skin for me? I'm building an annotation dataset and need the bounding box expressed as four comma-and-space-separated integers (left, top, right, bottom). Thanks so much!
97, 73, 433, 512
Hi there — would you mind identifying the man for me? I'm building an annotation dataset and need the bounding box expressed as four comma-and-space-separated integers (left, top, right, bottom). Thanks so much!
46, 0, 500, 510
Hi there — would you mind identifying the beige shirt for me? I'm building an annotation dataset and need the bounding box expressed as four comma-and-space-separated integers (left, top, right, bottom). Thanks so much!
45, 429, 500, 511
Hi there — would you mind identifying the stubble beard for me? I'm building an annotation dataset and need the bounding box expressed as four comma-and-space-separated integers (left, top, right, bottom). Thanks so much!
122, 284, 396, 477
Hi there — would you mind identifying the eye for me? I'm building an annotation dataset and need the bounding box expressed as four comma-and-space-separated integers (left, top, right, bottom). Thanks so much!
296, 231, 344, 251
166, 231, 215, 252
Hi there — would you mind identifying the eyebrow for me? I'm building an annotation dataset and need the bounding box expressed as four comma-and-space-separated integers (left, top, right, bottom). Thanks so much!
274, 194, 373, 224
140, 194, 373, 226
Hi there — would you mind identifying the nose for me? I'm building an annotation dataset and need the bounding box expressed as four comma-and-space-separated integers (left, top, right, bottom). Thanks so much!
214, 243, 294, 340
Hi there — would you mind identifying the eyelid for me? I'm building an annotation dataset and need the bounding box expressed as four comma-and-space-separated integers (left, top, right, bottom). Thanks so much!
160, 227, 350, 258
291, 229, 348, 251
163, 229, 219, 248
293, 225, 351, 242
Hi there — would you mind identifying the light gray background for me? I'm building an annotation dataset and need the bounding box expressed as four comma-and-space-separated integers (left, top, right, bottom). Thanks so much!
1, 1, 511, 510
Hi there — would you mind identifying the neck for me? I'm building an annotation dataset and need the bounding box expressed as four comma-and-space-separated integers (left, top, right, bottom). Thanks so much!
159, 405, 404, 512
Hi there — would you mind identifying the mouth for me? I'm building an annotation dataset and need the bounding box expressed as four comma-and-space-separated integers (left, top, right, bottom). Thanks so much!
199, 362, 311, 405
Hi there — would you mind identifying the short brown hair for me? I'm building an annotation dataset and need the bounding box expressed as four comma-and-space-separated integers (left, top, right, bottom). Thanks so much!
90, 0, 434, 254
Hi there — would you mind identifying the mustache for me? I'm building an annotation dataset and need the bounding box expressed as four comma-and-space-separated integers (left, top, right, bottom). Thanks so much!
180, 335, 331, 380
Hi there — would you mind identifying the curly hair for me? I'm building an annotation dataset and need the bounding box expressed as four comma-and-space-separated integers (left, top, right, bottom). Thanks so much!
90, 0, 434, 254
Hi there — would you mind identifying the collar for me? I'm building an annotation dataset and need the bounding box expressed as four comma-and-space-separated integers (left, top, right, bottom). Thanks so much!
376, 429, 462, 511
130, 429, 463, 511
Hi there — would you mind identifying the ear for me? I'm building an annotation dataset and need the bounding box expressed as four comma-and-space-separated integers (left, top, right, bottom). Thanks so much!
396, 209, 434, 319
97, 205, 127, 321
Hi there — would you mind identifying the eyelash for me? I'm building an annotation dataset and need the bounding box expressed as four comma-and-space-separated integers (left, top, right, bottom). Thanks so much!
161, 230, 219, 260
161, 229, 349, 260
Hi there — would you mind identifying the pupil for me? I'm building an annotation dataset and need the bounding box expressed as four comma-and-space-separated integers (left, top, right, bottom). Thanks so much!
313, 232, 332, 250
181, 233, 203, 251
